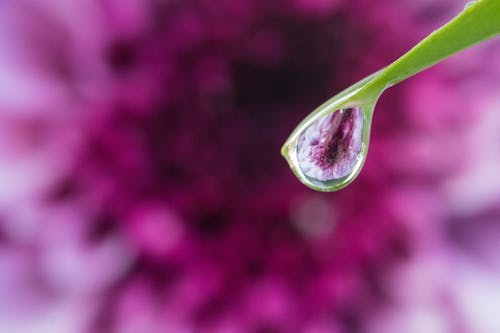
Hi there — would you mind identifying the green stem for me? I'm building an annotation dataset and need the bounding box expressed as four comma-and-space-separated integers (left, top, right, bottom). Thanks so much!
367, 0, 500, 91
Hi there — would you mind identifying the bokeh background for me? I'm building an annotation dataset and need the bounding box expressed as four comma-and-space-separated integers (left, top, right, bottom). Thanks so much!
1, 0, 500, 332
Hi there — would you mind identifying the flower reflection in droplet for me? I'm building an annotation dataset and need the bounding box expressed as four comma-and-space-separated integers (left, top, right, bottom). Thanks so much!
297, 107, 364, 182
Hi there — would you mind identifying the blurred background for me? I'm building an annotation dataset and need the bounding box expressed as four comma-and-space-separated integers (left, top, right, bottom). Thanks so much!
1, 0, 500, 332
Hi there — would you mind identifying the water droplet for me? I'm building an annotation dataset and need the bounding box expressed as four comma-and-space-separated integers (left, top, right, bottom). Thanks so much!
281, 71, 381, 191
295, 107, 364, 185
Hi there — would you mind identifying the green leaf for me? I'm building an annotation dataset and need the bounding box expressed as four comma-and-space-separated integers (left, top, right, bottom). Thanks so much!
366, 0, 500, 92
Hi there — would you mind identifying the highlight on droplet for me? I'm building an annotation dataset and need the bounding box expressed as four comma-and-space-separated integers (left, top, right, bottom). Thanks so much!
296, 107, 364, 182
464, 1, 477, 10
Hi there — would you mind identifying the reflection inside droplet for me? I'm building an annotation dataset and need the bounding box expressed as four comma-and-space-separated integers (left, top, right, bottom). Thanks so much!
297, 107, 363, 181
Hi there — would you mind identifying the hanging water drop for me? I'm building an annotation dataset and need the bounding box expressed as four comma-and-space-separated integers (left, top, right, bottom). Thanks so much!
296, 107, 364, 182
